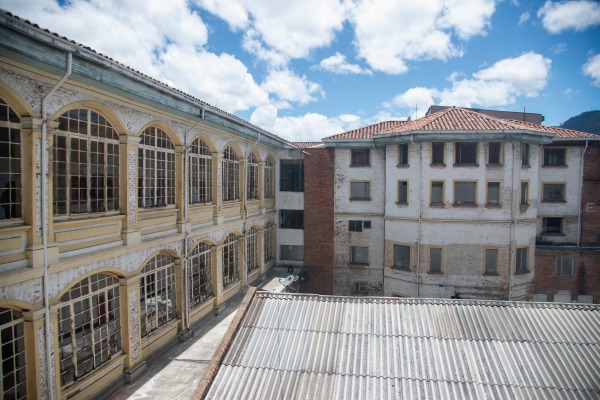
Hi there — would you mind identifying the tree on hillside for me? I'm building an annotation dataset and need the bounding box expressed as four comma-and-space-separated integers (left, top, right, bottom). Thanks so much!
560, 111, 600, 135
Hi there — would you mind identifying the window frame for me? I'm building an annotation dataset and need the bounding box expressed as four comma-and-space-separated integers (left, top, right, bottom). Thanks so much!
223, 233, 240, 287
430, 142, 446, 166
542, 216, 565, 235
280, 209, 304, 229
454, 141, 479, 166
483, 247, 500, 275
354, 281, 368, 294
246, 152, 259, 200
520, 181, 529, 205
397, 143, 409, 167
543, 147, 567, 167
392, 242, 412, 270
350, 148, 371, 167
428, 246, 443, 273
139, 254, 177, 338
515, 246, 530, 273
264, 157, 275, 199
542, 182, 567, 202
391, 292, 409, 298
430, 180, 445, 205
521, 143, 530, 166
188, 137, 213, 206
556, 255, 574, 277
188, 241, 213, 308
264, 223, 275, 262
486, 141, 503, 166
349, 180, 371, 200
246, 226, 259, 272
0, 97, 23, 222
222, 146, 240, 202
350, 245, 369, 265
0, 307, 27, 399
279, 159, 304, 192
397, 180, 409, 204
453, 180, 478, 205
485, 180, 502, 206
137, 126, 176, 209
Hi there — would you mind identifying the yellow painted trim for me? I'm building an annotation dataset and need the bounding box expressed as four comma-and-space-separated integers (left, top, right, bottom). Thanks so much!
60, 354, 126, 400
222, 141, 244, 158
541, 215, 567, 234
0, 299, 34, 310
0, 225, 32, 234
0, 237, 22, 251
188, 133, 217, 153
222, 280, 240, 302
520, 180, 530, 205
430, 180, 445, 205
397, 143, 410, 166
50, 101, 128, 136
397, 180, 409, 203
349, 180, 372, 200
452, 179, 479, 205
189, 210, 213, 219
428, 246, 444, 273
189, 297, 214, 325
263, 218, 276, 228
486, 141, 503, 165
350, 245, 370, 265
53, 215, 125, 230
141, 320, 179, 356
265, 153, 276, 164
55, 223, 120, 243
430, 142, 446, 165
59, 236, 121, 253
485, 180, 503, 205
515, 245, 531, 272
391, 242, 412, 270
390, 292, 409, 298
0, 81, 34, 117
543, 147, 568, 167
137, 120, 183, 146
541, 182, 567, 202
0, 252, 27, 264
248, 148, 263, 162
483, 247, 500, 274
349, 148, 372, 166
141, 225, 177, 235
53, 268, 126, 301
453, 141, 479, 165
353, 281, 368, 293
137, 250, 181, 273
220, 229, 244, 245
137, 208, 179, 217
138, 215, 177, 228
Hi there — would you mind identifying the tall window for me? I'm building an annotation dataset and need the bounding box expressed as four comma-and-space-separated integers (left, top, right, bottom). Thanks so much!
189, 242, 213, 307
431, 181, 444, 204
484, 248, 499, 274
246, 227, 258, 272
393, 244, 410, 270
522, 143, 530, 166
0, 308, 26, 399
429, 247, 443, 273
222, 146, 239, 201
247, 152, 259, 200
54, 109, 120, 215
486, 182, 501, 205
488, 142, 501, 165
431, 142, 445, 165
140, 254, 177, 337
0, 98, 21, 220
398, 144, 408, 166
264, 223, 275, 262
556, 256, 574, 277
264, 157, 274, 199
223, 233, 239, 286
189, 138, 212, 205
58, 273, 122, 387
516, 247, 529, 273
280, 159, 304, 191
138, 127, 175, 208
455, 142, 478, 165
398, 181, 408, 203
521, 182, 529, 205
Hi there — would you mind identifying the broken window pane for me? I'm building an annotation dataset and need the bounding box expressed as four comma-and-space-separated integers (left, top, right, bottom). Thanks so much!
351, 149, 370, 166
429, 248, 442, 272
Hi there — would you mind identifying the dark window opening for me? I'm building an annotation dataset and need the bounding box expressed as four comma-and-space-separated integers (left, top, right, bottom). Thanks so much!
544, 148, 566, 166
488, 142, 501, 164
280, 245, 304, 260
280, 159, 304, 192
522, 143, 530, 166
542, 217, 563, 234
521, 182, 528, 205
432, 142, 445, 165
398, 181, 408, 203
349, 220, 371, 231
280, 209, 304, 229
355, 282, 367, 293
516, 247, 529, 272
431, 181, 444, 204
543, 184, 565, 202
398, 144, 408, 166
455, 142, 478, 164
351, 149, 370, 166
393, 244, 410, 269
487, 182, 500, 205
429, 248, 442, 272
485, 249, 498, 274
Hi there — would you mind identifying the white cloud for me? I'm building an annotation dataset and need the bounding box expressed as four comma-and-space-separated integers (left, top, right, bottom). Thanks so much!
348, 0, 497, 74
537, 0, 600, 33
260, 69, 324, 106
550, 43, 568, 54
583, 53, 600, 87
387, 87, 438, 118
312, 52, 373, 75
519, 12, 530, 25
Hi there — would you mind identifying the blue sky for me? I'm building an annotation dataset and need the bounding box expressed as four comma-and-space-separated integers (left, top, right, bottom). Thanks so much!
3, 0, 600, 141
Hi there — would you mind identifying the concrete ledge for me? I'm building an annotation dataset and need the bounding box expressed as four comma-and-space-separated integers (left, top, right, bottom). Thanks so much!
125, 361, 147, 384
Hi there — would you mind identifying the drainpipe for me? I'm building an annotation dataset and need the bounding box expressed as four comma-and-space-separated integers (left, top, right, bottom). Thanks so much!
372, 139, 385, 295
577, 140, 589, 247
411, 134, 422, 298
41, 52, 72, 400
243, 132, 261, 288
182, 109, 204, 329
508, 140, 522, 301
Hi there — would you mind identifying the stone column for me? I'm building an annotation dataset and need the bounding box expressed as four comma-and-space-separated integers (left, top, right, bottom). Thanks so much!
211, 244, 224, 308
212, 152, 223, 225
258, 161, 265, 214
239, 234, 247, 287
175, 145, 189, 233
239, 156, 246, 219
257, 228, 265, 275
21, 117, 59, 268
119, 274, 142, 369
119, 133, 141, 246
174, 258, 186, 331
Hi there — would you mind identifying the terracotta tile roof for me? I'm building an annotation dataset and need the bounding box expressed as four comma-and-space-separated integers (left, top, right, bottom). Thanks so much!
323, 120, 408, 140
292, 142, 323, 148
0, 8, 291, 144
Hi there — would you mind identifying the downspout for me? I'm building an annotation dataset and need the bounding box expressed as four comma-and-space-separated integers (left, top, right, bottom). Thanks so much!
243, 132, 261, 288
508, 139, 521, 301
41, 52, 72, 400
411, 134, 422, 298
182, 109, 204, 329
577, 140, 589, 247
373, 139, 385, 295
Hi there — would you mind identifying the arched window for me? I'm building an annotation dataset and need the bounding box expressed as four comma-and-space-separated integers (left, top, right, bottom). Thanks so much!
247, 152, 258, 200
264, 157, 274, 199
222, 146, 239, 201
223, 233, 239, 286
140, 254, 177, 337
246, 227, 258, 272
0, 98, 22, 220
138, 127, 175, 208
264, 223, 275, 262
0, 307, 26, 399
53, 109, 120, 215
189, 138, 212, 205
189, 241, 212, 307
58, 273, 122, 387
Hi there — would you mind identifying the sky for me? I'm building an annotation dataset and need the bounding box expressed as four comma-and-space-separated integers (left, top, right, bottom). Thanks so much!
2, 0, 599, 142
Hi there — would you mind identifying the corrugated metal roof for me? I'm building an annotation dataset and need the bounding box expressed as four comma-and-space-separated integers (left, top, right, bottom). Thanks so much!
204, 294, 600, 399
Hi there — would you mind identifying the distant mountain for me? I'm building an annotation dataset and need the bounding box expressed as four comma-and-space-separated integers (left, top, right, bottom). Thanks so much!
560, 110, 600, 135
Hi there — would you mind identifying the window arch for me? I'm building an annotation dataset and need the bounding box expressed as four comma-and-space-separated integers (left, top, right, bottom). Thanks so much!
57, 273, 122, 387
189, 138, 212, 205
264, 157, 274, 199
0, 98, 22, 220
264, 223, 275, 262
140, 254, 177, 337
222, 146, 239, 201
0, 307, 27, 399
138, 127, 175, 208
247, 152, 259, 200
53, 108, 120, 215
246, 227, 258, 272
189, 241, 213, 307
223, 233, 239, 286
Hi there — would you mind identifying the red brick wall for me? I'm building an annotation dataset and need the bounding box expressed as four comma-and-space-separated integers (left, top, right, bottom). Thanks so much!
303, 148, 335, 295
581, 143, 600, 246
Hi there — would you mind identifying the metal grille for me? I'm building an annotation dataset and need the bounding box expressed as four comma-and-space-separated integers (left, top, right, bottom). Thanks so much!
0, 308, 27, 399
140, 254, 177, 337
264, 158, 274, 199
264, 224, 274, 261
53, 109, 120, 215
138, 127, 175, 208
222, 146, 239, 201
0, 98, 21, 220
223, 233, 239, 286
431, 142, 444, 164
247, 153, 258, 200
488, 142, 501, 164
189, 241, 213, 307
455, 142, 477, 164
58, 273, 121, 387
189, 138, 212, 204
246, 227, 258, 272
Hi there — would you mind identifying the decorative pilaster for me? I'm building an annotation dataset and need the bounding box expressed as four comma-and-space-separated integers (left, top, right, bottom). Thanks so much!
120, 134, 141, 246
239, 156, 246, 219
174, 258, 186, 331
257, 228, 265, 275
211, 244, 224, 307
175, 145, 188, 233
258, 161, 265, 214
239, 234, 247, 286
212, 152, 224, 225
119, 274, 141, 369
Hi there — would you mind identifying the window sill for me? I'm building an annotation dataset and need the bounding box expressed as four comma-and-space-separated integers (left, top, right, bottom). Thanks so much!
53, 213, 126, 228
520, 204, 530, 209
396, 164, 409, 168
541, 201, 566, 203
486, 164, 503, 168
515, 270, 531, 275
349, 164, 371, 168
542, 165, 567, 168
391, 266, 411, 271
396, 202, 408, 205
541, 233, 565, 236
484, 273, 499, 276
521, 165, 531, 168
350, 198, 371, 201
485, 204, 502, 208
138, 206, 178, 216
352, 291, 369, 295
349, 263, 369, 267
453, 164, 479, 167
556, 275, 574, 278
429, 203, 445, 207
453, 203, 477, 207
430, 163, 446, 168
427, 271, 442, 275
53, 210, 123, 223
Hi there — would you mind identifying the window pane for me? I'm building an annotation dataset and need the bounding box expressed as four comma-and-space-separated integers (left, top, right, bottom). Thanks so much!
485, 249, 498, 274
455, 142, 477, 164
352, 247, 368, 264
398, 144, 408, 165
398, 181, 408, 203
280, 210, 304, 229
557, 256, 573, 276
431, 182, 444, 204
351, 182, 370, 199
544, 148, 566, 166
455, 182, 476, 204
280, 160, 304, 192
543, 217, 563, 234
351, 149, 370, 166
349, 220, 362, 232
280, 245, 304, 260
516, 248, 528, 272
487, 182, 500, 205
432, 142, 444, 164
522, 143, 530, 166
543, 184, 565, 201
363, 221, 371, 229
521, 182, 528, 204
430, 248, 442, 272
488, 142, 501, 164
393, 245, 410, 269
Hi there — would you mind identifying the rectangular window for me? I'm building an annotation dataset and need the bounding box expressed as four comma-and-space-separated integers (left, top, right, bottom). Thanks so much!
431, 142, 445, 165
455, 142, 478, 165
484, 248, 499, 274
454, 181, 477, 204
522, 143, 530, 166
556, 256, 574, 277
543, 183, 565, 202
544, 148, 566, 166
280, 159, 304, 192
398, 144, 409, 166
488, 142, 501, 165
431, 181, 444, 204
280, 245, 304, 261
393, 244, 411, 270
542, 217, 563, 234
351, 149, 370, 166
363, 220, 371, 229
429, 247, 443, 273
521, 181, 529, 205
280, 209, 304, 229
516, 247, 529, 272
349, 220, 371, 231
350, 181, 370, 200
355, 282, 367, 293
351, 246, 369, 264
486, 181, 501, 205
398, 181, 408, 203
